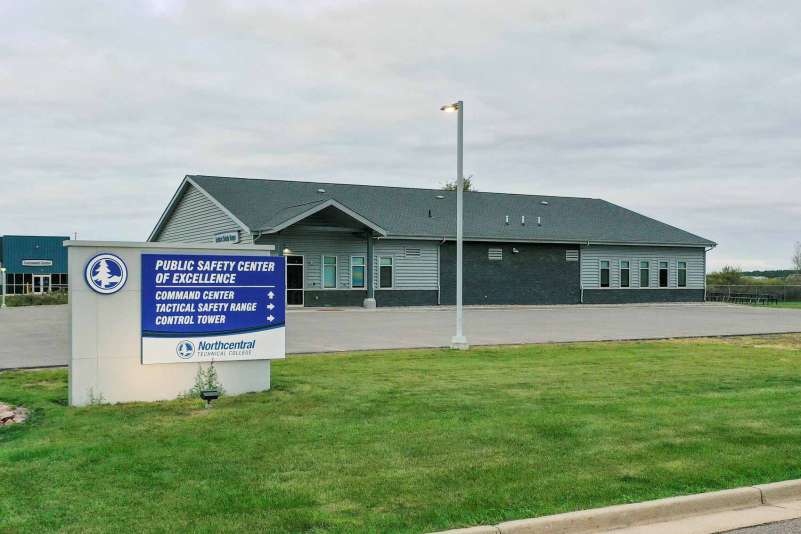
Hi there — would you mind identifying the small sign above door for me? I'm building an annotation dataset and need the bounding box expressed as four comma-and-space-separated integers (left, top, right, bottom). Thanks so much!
213, 231, 240, 244
22, 259, 53, 267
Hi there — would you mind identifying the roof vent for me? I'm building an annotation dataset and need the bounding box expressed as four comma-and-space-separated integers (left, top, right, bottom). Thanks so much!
317, 188, 326, 193
540, 200, 549, 206
435, 194, 445, 199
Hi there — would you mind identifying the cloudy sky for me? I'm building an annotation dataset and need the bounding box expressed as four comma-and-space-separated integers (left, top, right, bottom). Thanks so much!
2, 0, 800, 270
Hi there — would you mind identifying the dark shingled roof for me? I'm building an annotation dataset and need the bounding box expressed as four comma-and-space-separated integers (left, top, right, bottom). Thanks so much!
186, 175, 715, 247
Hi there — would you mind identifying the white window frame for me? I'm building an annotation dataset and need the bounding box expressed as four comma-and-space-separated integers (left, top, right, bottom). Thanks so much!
677, 260, 688, 288
322, 255, 337, 289
599, 260, 610, 288
378, 255, 394, 289
620, 260, 630, 288
639, 260, 650, 288
350, 255, 366, 289
658, 260, 669, 288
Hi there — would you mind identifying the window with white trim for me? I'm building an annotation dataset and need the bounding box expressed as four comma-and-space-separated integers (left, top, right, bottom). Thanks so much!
351, 256, 365, 288
600, 260, 610, 288
659, 261, 669, 287
640, 261, 650, 288
322, 256, 337, 288
620, 260, 630, 288
379, 256, 393, 288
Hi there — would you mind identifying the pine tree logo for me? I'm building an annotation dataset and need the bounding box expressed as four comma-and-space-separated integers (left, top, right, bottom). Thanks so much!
84, 253, 128, 294
92, 259, 122, 289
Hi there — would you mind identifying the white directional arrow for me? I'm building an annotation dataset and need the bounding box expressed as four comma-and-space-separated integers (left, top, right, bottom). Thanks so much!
267, 303, 275, 311
267, 291, 275, 299
267, 315, 275, 323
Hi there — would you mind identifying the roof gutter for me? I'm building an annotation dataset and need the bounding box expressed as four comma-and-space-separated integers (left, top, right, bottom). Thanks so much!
384, 235, 715, 248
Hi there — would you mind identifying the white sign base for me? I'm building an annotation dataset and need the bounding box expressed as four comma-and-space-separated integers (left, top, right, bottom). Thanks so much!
65, 241, 278, 406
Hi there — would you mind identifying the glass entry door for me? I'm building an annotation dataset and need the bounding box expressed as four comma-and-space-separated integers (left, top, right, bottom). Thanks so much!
286, 256, 304, 306
32, 274, 51, 294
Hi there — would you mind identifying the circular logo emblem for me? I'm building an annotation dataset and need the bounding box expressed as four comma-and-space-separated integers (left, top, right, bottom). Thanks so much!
176, 340, 195, 359
84, 253, 128, 294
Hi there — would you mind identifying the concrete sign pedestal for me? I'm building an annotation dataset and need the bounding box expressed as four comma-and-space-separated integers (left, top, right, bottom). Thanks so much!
66, 241, 284, 407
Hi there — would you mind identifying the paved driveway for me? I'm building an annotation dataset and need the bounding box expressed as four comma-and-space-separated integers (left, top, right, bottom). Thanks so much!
2, 303, 801, 369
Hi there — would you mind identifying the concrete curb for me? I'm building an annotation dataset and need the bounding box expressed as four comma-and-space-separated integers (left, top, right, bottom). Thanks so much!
756, 479, 801, 504
430, 480, 801, 534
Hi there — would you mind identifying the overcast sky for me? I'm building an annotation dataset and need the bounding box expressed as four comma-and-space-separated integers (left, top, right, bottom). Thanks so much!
2, 1, 800, 270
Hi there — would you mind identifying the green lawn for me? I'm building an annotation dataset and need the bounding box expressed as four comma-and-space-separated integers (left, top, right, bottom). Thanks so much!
3, 336, 801, 533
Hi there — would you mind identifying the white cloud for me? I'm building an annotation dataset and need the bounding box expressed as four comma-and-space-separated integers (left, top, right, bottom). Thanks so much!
1, 0, 800, 269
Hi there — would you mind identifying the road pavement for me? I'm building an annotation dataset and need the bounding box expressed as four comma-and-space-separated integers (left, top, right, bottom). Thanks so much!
726, 518, 801, 533
2, 302, 801, 369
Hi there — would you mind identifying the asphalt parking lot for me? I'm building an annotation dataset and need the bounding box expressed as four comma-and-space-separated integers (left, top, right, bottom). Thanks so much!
2, 303, 801, 369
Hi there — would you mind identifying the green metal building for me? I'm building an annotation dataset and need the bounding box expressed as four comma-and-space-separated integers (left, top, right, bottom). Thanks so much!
0, 235, 70, 294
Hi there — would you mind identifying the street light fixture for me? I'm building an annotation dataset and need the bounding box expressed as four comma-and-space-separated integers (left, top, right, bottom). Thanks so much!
441, 100, 469, 350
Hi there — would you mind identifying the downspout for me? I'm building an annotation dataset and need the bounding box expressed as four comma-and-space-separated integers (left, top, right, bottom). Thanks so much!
704, 244, 716, 301
579, 240, 590, 304
438, 237, 447, 305
364, 233, 376, 308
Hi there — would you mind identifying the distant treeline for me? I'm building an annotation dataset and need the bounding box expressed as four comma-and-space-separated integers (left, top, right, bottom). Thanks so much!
740, 270, 799, 278
708, 266, 801, 286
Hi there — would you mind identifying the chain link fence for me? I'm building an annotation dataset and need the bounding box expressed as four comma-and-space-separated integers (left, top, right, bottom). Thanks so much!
707, 284, 801, 304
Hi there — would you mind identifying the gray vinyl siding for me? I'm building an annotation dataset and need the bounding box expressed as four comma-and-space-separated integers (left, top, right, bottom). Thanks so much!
154, 184, 252, 244
275, 230, 367, 290
373, 240, 439, 290
580, 245, 705, 289
262, 233, 439, 291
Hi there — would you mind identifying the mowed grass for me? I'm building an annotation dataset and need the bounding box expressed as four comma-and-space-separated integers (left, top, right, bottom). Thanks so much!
775, 301, 801, 309
3, 336, 801, 533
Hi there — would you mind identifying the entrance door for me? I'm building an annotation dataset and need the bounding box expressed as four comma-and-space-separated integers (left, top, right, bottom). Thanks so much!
33, 274, 51, 294
286, 256, 304, 306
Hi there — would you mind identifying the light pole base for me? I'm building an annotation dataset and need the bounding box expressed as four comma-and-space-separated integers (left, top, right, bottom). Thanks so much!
450, 335, 469, 350
362, 298, 377, 309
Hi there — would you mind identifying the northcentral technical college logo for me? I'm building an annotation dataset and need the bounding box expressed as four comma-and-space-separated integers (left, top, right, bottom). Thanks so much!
176, 340, 195, 359
84, 253, 128, 294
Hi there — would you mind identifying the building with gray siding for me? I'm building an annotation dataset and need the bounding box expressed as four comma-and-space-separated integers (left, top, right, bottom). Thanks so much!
149, 175, 715, 307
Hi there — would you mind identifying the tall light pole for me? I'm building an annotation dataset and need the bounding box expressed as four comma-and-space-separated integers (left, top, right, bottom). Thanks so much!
1, 265, 6, 308
441, 100, 469, 350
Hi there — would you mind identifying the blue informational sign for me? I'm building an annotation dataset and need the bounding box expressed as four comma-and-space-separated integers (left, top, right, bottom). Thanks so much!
140, 253, 286, 364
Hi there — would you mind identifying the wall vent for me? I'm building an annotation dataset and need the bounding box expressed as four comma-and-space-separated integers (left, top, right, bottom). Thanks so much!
405, 247, 422, 257
488, 248, 503, 261
521, 215, 526, 225
565, 250, 579, 262
504, 215, 510, 225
